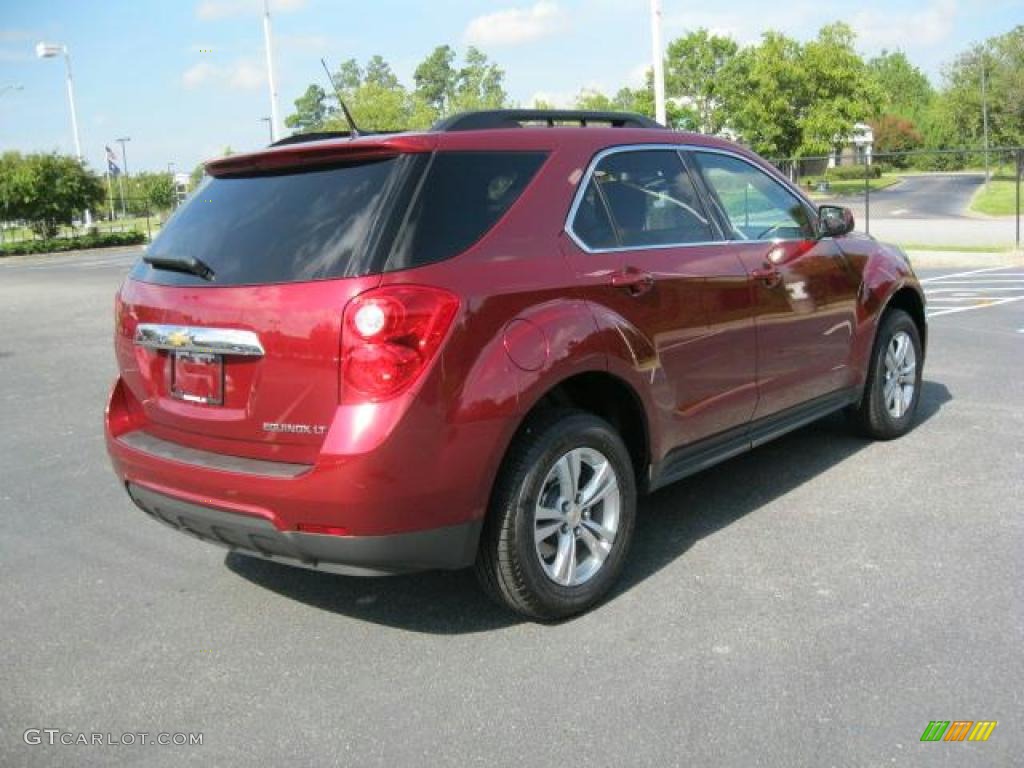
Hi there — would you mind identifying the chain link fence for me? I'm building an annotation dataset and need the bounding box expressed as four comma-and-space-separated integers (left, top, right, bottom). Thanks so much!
769, 147, 1023, 250
1, 196, 172, 247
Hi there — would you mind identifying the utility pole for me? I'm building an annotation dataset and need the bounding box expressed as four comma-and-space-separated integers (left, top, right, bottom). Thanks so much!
981, 53, 990, 185
262, 0, 281, 142
650, 0, 667, 126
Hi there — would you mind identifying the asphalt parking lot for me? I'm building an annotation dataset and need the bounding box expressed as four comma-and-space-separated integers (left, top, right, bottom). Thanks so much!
1, 248, 1021, 767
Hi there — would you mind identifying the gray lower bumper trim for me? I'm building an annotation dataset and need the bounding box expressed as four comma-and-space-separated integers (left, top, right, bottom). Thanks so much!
118, 430, 310, 478
127, 484, 482, 575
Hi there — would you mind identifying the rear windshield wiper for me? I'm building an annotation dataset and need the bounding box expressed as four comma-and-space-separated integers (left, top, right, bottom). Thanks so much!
143, 254, 216, 281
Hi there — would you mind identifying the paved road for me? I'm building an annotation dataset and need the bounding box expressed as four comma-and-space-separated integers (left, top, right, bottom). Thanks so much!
2, 250, 1021, 767
824, 173, 1019, 247
840, 173, 986, 220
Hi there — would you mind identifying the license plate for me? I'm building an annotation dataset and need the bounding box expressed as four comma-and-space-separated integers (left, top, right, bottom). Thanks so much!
170, 351, 223, 405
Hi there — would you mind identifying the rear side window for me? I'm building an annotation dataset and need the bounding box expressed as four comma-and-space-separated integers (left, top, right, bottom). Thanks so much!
387, 151, 547, 271
130, 156, 415, 287
572, 150, 714, 250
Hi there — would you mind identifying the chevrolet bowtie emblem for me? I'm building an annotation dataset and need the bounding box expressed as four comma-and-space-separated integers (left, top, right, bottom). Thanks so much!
166, 330, 191, 348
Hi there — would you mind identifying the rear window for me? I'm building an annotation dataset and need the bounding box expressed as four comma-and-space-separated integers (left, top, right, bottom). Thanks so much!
130, 156, 416, 287
386, 151, 547, 271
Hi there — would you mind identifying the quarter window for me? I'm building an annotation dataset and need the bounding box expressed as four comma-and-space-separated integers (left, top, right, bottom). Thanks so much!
693, 152, 815, 241
572, 150, 714, 249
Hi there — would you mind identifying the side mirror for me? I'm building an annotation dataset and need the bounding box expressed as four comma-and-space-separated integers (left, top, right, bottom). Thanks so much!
818, 205, 855, 238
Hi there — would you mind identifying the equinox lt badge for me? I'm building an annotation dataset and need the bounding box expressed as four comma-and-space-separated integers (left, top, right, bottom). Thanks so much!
262, 422, 326, 435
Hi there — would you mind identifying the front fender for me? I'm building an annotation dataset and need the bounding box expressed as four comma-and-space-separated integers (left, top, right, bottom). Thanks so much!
849, 243, 923, 384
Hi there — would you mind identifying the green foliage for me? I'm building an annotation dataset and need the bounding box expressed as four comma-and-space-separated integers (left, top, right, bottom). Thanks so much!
718, 31, 806, 157
868, 50, 934, 122
285, 84, 329, 132
414, 45, 456, 114
287, 48, 508, 134
825, 164, 881, 180
189, 163, 205, 190
717, 24, 882, 158
941, 25, 1024, 148
665, 29, 738, 133
0, 151, 105, 239
0, 230, 145, 257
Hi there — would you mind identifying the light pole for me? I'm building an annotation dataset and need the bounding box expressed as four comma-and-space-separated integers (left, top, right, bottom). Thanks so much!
260, 116, 273, 144
262, 0, 281, 142
36, 42, 92, 226
116, 136, 131, 177
649, 0, 667, 127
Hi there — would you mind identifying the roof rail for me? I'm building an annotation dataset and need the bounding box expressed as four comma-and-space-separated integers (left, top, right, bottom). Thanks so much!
431, 109, 664, 132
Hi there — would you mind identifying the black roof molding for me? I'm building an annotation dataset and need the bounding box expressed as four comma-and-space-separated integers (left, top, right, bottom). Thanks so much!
431, 109, 665, 132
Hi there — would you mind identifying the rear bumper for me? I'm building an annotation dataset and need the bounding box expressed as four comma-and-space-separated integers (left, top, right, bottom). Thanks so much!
128, 483, 482, 575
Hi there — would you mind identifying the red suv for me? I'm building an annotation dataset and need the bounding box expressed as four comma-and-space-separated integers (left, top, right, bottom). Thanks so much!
106, 110, 926, 619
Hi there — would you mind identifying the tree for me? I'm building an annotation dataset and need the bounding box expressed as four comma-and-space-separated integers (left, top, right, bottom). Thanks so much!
719, 24, 882, 158
127, 172, 177, 214
451, 47, 507, 112
868, 50, 934, 122
719, 31, 806, 157
941, 26, 1024, 148
0, 152, 104, 238
798, 23, 883, 155
665, 29, 738, 133
364, 55, 400, 90
285, 84, 330, 132
189, 163, 205, 191
414, 45, 457, 115
871, 114, 924, 164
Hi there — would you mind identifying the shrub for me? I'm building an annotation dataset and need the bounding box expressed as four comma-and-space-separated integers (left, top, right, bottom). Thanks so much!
826, 164, 881, 180
0, 231, 145, 257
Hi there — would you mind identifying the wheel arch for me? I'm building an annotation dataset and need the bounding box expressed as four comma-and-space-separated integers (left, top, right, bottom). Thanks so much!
881, 285, 927, 354
508, 370, 651, 492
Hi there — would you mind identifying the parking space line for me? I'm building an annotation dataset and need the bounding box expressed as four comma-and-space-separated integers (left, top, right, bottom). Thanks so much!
927, 296, 1024, 318
920, 267, 1014, 283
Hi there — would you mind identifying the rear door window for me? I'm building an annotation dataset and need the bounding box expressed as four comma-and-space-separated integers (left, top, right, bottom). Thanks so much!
130, 156, 416, 286
387, 151, 547, 271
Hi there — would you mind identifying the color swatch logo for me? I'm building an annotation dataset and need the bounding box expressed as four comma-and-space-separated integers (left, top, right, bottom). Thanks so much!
920, 721, 997, 742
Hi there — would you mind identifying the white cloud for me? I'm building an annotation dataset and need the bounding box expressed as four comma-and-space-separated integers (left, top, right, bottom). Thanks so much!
196, 0, 307, 21
228, 61, 265, 89
464, 1, 568, 47
183, 61, 218, 88
852, 0, 957, 49
182, 59, 265, 90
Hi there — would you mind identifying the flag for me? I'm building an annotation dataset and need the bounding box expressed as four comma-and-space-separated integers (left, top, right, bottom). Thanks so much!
106, 145, 120, 177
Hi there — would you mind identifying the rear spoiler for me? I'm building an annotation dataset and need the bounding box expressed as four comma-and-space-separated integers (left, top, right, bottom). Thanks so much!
204, 134, 436, 177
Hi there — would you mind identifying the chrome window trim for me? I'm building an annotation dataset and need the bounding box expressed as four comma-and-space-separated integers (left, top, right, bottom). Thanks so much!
564, 143, 818, 254
134, 324, 265, 357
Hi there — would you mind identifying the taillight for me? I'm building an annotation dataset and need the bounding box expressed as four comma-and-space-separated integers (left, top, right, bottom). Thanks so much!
341, 285, 459, 403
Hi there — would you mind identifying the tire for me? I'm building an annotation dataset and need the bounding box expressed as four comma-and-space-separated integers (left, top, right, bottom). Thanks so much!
475, 409, 637, 621
849, 308, 923, 440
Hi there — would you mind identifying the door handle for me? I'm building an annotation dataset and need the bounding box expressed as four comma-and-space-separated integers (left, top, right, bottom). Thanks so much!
750, 264, 782, 288
610, 268, 655, 296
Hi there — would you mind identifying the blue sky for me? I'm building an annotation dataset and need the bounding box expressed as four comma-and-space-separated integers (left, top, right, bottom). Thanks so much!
1, 0, 1020, 173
